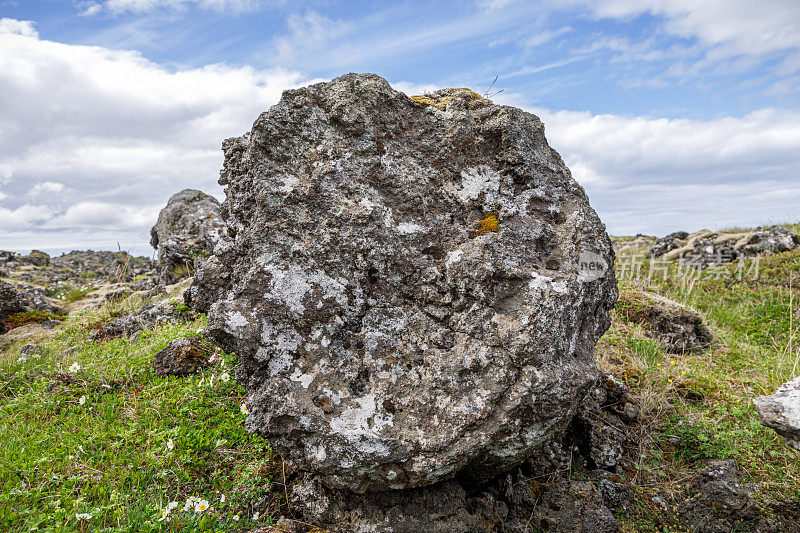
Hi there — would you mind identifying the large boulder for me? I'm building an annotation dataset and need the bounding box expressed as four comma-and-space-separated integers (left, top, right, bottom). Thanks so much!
150, 189, 229, 285
194, 73, 617, 493
754, 376, 800, 451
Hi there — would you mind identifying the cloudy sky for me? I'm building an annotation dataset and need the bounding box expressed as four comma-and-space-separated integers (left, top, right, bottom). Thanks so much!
1, 0, 799, 256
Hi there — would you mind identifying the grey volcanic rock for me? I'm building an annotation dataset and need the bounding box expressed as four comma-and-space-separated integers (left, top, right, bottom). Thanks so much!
195, 73, 617, 493
677, 461, 761, 533
0, 280, 27, 334
754, 376, 800, 451
150, 189, 229, 285
617, 290, 712, 353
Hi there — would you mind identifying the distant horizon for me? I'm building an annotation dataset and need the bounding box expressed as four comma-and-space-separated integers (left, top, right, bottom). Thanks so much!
2, 1, 799, 252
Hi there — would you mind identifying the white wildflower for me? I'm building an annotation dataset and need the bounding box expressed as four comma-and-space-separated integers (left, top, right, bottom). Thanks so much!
240, 403, 249, 415
78, 395, 86, 405
75, 513, 92, 520
167, 438, 174, 450
194, 499, 209, 513
183, 496, 200, 512
158, 501, 179, 521
220, 493, 226, 503
253, 511, 260, 520
220, 372, 230, 383
232, 514, 240, 521
68, 362, 81, 373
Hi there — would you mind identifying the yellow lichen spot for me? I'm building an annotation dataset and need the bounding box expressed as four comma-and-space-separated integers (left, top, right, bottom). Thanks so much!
470, 213, 499, 237
409, 88, 488, 111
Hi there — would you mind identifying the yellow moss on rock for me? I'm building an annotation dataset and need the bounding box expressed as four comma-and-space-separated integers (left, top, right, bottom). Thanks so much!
471, 213, 499, 237
409, 88, 488, 111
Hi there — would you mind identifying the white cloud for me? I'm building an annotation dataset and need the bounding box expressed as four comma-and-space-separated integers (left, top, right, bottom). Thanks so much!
575, 0, 800, 60
0, 18, 38, 38
30, 181, 65, 195
81, 0, 270, 15
0, 20, 309, 253
536, 106, 800, 235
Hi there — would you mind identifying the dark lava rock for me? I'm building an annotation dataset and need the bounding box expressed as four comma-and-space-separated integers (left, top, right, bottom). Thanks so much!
193, 73, 617, 493
150, 189, 229, 286
153, 336, 211, 376
0, 280, 29, 334
677, 460, 761, 533
648, 231, 689, 257
533, 480, 620, 533
617, 289, 712, 353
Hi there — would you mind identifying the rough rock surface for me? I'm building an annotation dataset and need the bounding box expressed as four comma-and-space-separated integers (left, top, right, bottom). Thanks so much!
150, 189, 229, 286
284, 372, 636, 532
194, 73, 617, 493
676, 461, 761, 533
153, 336, 212, 376
754, 376, 800, 451
617, 290, 712, 353
651, 226, 800, 267
0, 280, 27, 334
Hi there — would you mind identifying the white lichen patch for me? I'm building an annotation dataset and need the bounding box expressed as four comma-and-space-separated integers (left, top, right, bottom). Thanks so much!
290, 368, 314, 389
259, 321, 303, 375
277, 175, 299, 193
264, 264, 348, 315
445, 249, 464, 266
396, 222, 425, 234
329, 394, 394, 456
453, 165, 501, 204
528, 272, 568, 294
226, 311, 249, 331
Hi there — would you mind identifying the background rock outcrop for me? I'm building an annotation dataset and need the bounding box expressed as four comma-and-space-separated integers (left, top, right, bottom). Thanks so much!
649, 226, 800, 267
150, 189, 229, 286
193, 73, 617, 494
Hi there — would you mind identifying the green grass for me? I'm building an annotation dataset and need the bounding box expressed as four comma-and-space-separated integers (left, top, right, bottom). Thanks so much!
0, 294, 282, 532
605, 245, 800, 531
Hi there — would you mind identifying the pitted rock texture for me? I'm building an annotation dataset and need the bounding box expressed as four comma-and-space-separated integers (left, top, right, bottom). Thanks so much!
617, 290, 712, 353
150, 189, 229, 285
195, 73, 617, 492
754, 376, 800, 451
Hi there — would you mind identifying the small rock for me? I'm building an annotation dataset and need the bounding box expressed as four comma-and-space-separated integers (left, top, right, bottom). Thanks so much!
153, 337, 211, 376
589, 470, 634, 511
150, 189, 229, 286
677, 460, 761, 533
19, 343, 42, 356
652, 495, 669, 512
617, 289, 713, 353
753, 376, 800, 451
